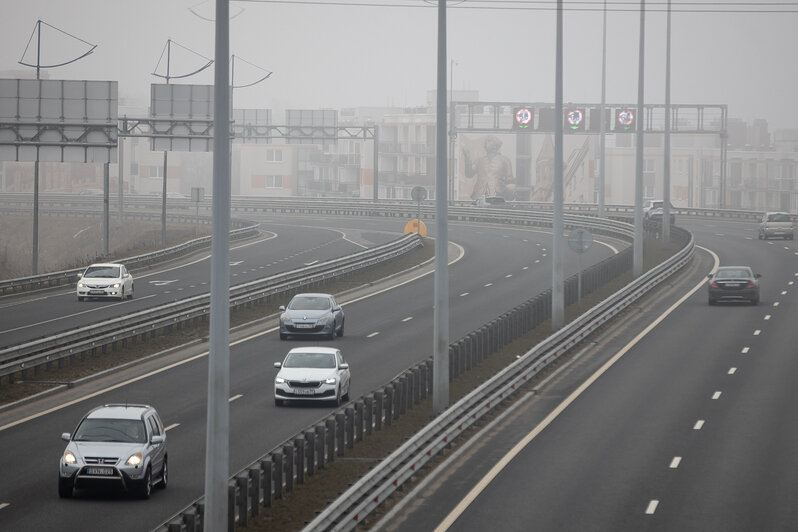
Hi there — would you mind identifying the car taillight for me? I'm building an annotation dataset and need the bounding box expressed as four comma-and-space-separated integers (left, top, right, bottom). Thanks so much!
710, 281, 719, 287
746, 281, 755, 287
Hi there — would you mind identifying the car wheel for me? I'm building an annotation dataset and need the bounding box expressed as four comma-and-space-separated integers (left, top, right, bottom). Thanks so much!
136, 467, 152, 499
275, 398, 284, 407
752, 295, 760, 306
128, 284, 134, 300
279, 333, 287, 340
342, 381, 350, 402
119, 288, 125, 302
328, 328, 335, 341
337, 319, 344, 337
333, 388, 342, 407
157, 457, 168, 489
58, 476, 74, 498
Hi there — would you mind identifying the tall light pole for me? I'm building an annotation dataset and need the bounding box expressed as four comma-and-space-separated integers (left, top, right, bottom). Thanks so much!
433, 0, 450, 415
663, 0, 672, 244
449, 59, 458, 200
552, 0, 565, 330
633, 0, 646, 277
598, 0, 607, 218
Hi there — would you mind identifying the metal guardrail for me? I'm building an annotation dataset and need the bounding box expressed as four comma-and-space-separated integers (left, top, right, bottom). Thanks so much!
0, 215, 258, 295
306, 226, 694, 531
0, 233, 423, 381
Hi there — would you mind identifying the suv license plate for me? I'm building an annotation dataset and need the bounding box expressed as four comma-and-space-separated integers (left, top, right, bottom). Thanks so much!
86, 467, 114, 475
294, 388, 316, 395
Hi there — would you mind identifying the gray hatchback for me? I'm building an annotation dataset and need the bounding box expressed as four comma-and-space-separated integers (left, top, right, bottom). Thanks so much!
279, 293, 345, 340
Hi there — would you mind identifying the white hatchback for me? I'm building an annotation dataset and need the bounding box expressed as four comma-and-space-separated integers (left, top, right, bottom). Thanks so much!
76, 263, 134, 301
274, 347, 351, 407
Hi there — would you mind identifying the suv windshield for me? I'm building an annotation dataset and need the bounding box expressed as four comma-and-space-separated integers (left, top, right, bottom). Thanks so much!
73, 418, 147, 443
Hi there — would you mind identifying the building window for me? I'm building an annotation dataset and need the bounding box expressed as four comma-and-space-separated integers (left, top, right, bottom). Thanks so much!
266, 175, 282, 188
266, 149, 283, 162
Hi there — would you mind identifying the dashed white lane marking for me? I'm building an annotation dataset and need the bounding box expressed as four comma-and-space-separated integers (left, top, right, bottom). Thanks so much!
164, 423, 180, 432
645, 500, 659, 515
542, 253, 548, 257
402, 317, 413, 322
712, 391, 722, 400
484, 283, 493, 287
728, 367, 737, 375
229, 394, 243, 403
0, 503, 9, 510
460, 292, 469, 297
522, 266, 529, 270
741, 347, 750, 354
789, 281, 795, 285
765, 315, 771, 320
774, 302, 780, 307
535, 260, 541, 264
505, 274, 513, 278
669, 457, 682, 469
781, 290, 788, 295
367, 332, 380, 338
694, 420, 705, 430
754, 330, 761, 336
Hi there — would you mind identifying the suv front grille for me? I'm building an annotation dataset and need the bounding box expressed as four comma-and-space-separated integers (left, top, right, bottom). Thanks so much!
84, 456, 120, 465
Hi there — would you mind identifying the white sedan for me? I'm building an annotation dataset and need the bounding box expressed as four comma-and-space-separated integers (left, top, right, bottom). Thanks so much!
76, 263, 134, 301
273, 347, 351, 407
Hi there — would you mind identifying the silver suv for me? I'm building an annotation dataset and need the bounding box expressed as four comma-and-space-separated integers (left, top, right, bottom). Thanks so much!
59, 404, 167, 499
758, 212, 794, 240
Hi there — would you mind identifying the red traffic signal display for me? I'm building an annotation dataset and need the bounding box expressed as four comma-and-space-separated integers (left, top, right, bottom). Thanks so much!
513, 107, 534, 130
615, 109, 636, 131
565, 108, 585, 132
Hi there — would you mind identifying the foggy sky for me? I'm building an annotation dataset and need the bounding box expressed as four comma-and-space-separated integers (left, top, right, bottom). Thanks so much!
1, 0, 796, 130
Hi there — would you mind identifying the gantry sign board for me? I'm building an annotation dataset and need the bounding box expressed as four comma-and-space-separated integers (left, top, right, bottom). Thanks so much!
0, 79, 118, 163
149, 83, 222, 152
456, 101, 727, 135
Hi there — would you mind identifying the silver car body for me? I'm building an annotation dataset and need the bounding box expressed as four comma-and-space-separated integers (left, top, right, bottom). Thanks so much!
758, 212, 794, 240
279, 293, 344, 340
59, 404, 167, 499
77, 263, 134, 301
274, 347, 351, 406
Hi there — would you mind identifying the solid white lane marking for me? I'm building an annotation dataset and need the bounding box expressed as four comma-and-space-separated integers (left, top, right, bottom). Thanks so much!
728, 367, 737, 375
645, 500, 659, 515
741, 347, 750, 354
669, 457, 682, 469
402, 317, 413, 322
164, 423, 180, 432
712, 391, 722, 400
754, 330, 761, 336
367, 332, 380, 338
229, 394, 243, 403
694, 420, 705, 430
460, 292, 469, 297
433, 246, 721, 532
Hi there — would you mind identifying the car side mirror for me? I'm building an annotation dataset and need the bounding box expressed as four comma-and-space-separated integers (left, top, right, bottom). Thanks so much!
274, 362, 282, 369
279, 305, 286, 311
150, 435, 165, 445
61, 432, 71, 442
333, 306, 341, 311
755, 273, 762, 278
339, 363, 349, 370
77, 273, 82, 279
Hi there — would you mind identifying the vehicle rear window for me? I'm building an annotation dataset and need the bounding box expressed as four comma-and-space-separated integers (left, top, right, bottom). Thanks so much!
768, 213, 791, 222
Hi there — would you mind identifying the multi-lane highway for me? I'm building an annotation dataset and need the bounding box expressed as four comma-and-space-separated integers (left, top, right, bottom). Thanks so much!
0, 215, 623, 531
383, 217, 798, 531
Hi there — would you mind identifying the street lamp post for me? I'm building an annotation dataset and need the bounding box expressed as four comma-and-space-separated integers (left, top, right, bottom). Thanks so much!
449, 59, 458, 200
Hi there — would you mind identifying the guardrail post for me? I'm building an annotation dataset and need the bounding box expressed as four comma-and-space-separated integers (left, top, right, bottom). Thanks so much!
183, 506, 199, 532
326, 418, 336, 462
248, 468, 260, 518
345, 408, 355, 448
383, 386, 393, 426
283, 444, 294, 492
336, 412, 345, 456
411, 367, 420, 405
295, 438, 305, 485
236, 474, 249, 527
398, 376, 407, 415
354, 402, 364, 442
305, 430, 316, 477
273, 452, 283, 500
260, 459, 272, 508
228, 480, 236, 532
316, 425, 326, 469
364, 396, 374, 435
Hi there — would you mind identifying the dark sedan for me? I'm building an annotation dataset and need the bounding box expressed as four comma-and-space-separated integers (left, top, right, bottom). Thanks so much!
707, 266, 761, 305
279, 293, 345, 340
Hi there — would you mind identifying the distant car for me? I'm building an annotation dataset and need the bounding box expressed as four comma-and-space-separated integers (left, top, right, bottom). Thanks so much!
707, 266, 761, 305
76, 263, 134, 301
273, 346, 351, 406
58, 403, 167, 499
279, 293, 344, 340
758, 211, 794, 240
643, 199, 675, 224
473, 195, 508, 207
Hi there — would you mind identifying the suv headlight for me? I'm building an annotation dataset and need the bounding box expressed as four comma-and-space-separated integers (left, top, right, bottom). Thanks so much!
126, 453, 143, 466
275, 377, 286, 384
325, 377, 337, 385
63, 450, 77, 464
